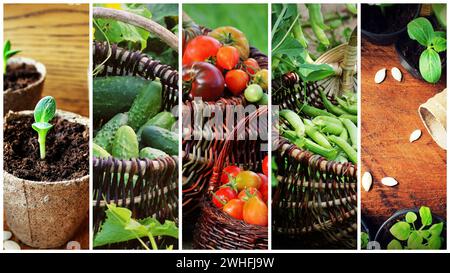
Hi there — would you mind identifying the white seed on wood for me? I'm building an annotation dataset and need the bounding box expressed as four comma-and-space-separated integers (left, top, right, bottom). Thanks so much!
409, 129, 422, 143
3, 240, 21, 250
362, 172, 373, 192
382, 177, 398, 187
374, 68, 387, 84
3, 231, 12, 241
66, 241, 81, 250
391, 67, 403, 82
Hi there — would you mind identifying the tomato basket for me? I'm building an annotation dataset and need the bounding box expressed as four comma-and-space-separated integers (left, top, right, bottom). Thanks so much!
182, 23, 268, 219
192, 106, 269, 249
92, 8, 179, 249
271, 29, 358, 249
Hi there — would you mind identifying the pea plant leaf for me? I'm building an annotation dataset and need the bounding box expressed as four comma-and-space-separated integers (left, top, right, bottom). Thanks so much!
407, 231, 423, 249
419, 206, 433, 226
389, 221, 411, 241
419, 48, 441, 84
429, 222, 444, 237
428, 235, 442, 249
387, 239, 403, 250
93, 203, 178, 248
298, 63, 335, 82
407, 17, 434, 47
405, 211, 417, 224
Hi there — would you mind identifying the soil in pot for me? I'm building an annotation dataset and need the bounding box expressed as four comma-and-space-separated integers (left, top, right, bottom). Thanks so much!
4, 63, 41, 91
4, 114, 89, 181
362, 4, 419, 34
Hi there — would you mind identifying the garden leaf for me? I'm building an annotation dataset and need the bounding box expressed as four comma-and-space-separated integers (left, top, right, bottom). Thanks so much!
428, 235, 442, 249
389, 221, 411, 241
407, 17, 434, 46
387, 239, 403, 250
407, 231, 423, 249
419, 206, 433, 226
298, 63, 335, 82
432, 36, 446, 53
405, 212, 417, 223
419, 48, 441, 84
429, 222, 444, 237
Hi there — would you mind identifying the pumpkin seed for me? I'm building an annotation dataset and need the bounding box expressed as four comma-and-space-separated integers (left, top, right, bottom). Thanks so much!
409, 129, 422, 143
4, 240, 21, 250
391, 67, 402, 82
66, 241, 81, 250
374, 68, 386, 84
362, 171, 372, 192
3, 231, 12, 241
382, 177, 398, 187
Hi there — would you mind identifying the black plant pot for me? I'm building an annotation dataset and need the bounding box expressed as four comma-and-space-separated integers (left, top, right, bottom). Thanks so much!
361, 4, 421, 45
374, 208, 446, 250
395, 16, 447, 82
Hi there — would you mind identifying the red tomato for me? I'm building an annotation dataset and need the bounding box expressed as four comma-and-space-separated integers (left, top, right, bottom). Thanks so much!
243, 196, 268, 226
235, 170, 261, 191
222, 199, 244, 220
262, 155, 268, 176
182, 35, 221, 65
257, 173, 268, 203
220, 165, 241, 185
244, 58, 260, 75
238, 187, 262, 202
216, 46, 239, 70
212, 187, 237, 208
225, 70, 249, 96
183, 62, 224, 101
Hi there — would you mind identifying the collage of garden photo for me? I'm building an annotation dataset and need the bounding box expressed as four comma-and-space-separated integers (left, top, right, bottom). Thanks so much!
1, 2, 448, 254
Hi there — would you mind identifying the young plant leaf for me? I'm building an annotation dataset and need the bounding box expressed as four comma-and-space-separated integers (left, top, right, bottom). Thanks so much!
34, 96, 56, 123
407, 17, 434, 47
419, 48, 441, 83
407, 231, 423, 249
387, 239, 403, 250
389, 221, 411, 241
428, 235, 442, 249
405, 211, 417, 223
429, 222, 444, 237
419, 206, 433, 226
431, 36, 447, 53
298, 63, 335, 82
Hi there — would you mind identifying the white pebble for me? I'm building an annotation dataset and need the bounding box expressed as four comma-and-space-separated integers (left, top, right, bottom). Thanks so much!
3, 240, 21, 250
66, 241, 81, 250
382, 177, 398, 187
391, 67, 403, 82
374, 68, 386, 84
3, 231, 12, 241
409, 129, 422, 143
362, 172, 373, 192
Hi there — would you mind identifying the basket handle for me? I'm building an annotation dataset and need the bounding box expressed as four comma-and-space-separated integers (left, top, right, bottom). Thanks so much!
93, 7, 178, 52
208, 106, 268, 193
340, 27, 357, 93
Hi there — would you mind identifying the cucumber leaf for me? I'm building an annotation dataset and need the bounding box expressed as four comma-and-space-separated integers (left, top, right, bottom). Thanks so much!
419, 48, 441, 84
407, 17, 434, 47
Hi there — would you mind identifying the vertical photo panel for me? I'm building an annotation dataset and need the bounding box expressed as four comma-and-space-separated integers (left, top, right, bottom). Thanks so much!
271, 3, 358, 249
361, 3, 447, 250
182, 3, 269, 250
91, 3, 179, 250
3, 3, 90, 250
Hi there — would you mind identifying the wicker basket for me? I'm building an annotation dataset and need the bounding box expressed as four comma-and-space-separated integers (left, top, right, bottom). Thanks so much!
272, 29, 358, 249
182, 24, 268, 217
92, 8, 179, 249
192, 106, 269, 249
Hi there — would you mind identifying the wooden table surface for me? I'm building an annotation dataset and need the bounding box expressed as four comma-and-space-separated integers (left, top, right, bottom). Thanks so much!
361, 39, 447, 235
4, 4, 90, 117
3, 4, 90, 250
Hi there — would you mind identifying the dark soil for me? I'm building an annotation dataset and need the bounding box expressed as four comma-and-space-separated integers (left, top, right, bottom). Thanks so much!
4, 114, 89, 182
362, 4, 419, 34
3, 63, 41, 91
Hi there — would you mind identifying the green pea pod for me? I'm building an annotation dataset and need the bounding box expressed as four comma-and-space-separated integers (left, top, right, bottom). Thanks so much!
304, 122, 333, 149
311, 23, 330, 46
339, 127, 349, 142
306, 4, 329, 30
346, 4, 357, 14
299, 103, 336, 118
340, 114, 357, 124
319, 89, 347, 116
292, 18, 308, 48
336, 97, 357, 115
341, 118, 357, 149
312, 116, 344, 135
283, 130, 337, 160
328, 135, 357, 164
279, 109, 305, 137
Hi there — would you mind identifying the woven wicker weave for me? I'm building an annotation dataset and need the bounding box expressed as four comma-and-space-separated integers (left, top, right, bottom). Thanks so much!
272, 29, 358, 249
92, 40, 179, 249
192, 106, 269, 249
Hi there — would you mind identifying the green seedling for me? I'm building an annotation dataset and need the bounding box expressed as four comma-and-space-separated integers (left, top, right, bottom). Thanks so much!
31, 96, 56, 159
407, 17, 447, 83
3, 40, 21, 73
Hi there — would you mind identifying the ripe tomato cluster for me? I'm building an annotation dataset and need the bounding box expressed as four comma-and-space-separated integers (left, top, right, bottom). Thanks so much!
182, 26, 268, 103
212, 156, 269, 226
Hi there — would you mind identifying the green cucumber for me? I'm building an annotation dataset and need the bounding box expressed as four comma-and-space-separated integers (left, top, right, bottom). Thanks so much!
136, 111, 176, 142
139, 147, 168, 160
142, 125, 178, 155
94, 113, 128, 152
93, 143, 111, 159
128, 80, 162, 130
93, 76, 149, 122
112, 125, 139, 160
